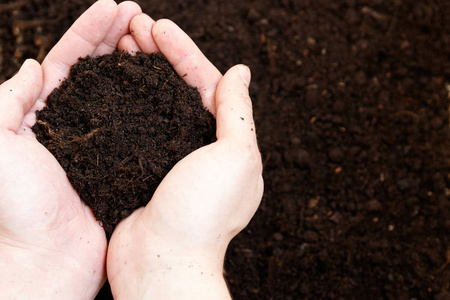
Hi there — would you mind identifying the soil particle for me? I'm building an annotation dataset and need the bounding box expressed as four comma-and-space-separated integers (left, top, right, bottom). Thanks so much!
303, 230, 319, 243
294, 148, 312, 168
328, 147, 345, 162
365, 199, 383, 212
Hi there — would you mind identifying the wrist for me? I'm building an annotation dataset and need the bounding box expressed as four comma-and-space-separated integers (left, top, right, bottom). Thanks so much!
0, 244, 104, 299
151, 253, 231, 299
108, 211, 232, 299
112, 253, 231, 300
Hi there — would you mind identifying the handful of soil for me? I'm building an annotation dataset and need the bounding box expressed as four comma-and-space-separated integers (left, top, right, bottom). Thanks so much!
32, 51, 216, 236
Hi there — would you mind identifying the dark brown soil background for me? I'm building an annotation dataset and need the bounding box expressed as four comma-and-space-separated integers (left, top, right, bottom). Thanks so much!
32, 51, 216, 237
1, 0, 449, 299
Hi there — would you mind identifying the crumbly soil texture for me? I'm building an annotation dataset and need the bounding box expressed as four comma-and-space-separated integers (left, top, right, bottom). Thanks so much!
32, 51, 216, 236
1, 0, 450, 299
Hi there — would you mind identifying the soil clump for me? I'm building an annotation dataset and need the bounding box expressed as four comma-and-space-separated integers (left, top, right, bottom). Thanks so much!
32, 51, 216, 236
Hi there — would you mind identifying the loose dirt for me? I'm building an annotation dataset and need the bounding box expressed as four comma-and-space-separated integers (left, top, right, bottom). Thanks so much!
32, 51, 216, 236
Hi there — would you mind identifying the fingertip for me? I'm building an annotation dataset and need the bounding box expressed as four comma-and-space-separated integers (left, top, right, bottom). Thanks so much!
129, 13, 158, 53
95, 0, 119, 19
92, 0, 143, 57
98, 0, 118, 9
0, 59, 44, 132
20, 59, 44, 108
130, 12, 154, 24
215, 65, 256, 143
152, 19, 183, 47
130, 13, 153, 33
221, 65, 251, 97
117, 0, 142, 13
151, 18, 222, 113
117, 34, 141, 54
152, 18, 192, 66
20, 59, 43, 95
152, 18, 175, 36
237, 65, 251, 88
20, 58, 39, 71
72, 0, 119, 41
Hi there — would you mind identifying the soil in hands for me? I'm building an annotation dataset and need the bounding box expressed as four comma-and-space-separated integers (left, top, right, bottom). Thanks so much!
3, 0, 450, 299
32, 51, 216, 236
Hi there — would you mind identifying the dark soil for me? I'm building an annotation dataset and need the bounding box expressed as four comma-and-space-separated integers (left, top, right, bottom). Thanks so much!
32, 51, 216, 236
1, 0, 449, 299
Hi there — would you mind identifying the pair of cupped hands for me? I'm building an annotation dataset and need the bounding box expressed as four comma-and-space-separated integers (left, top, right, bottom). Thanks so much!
0, 0, 263, 299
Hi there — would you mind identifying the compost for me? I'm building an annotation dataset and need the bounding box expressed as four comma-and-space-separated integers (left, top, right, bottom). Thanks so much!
32, 51, 216, 236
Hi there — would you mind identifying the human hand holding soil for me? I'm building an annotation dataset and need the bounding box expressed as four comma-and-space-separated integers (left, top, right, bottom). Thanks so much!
0, 2, 263, 298
107, 16, 264, 299
0, 1, 142, 298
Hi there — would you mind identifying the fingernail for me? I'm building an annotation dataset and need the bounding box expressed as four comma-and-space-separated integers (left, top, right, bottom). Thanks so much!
238, 65, 251, 88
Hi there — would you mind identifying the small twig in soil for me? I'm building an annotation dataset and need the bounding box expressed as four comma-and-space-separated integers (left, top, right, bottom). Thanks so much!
36, 119, 53, 134
70, 129, 99, 143
138, 156, 145, 177
361, 6, 389, 21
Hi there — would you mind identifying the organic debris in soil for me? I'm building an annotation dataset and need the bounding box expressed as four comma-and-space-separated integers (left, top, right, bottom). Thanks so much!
33, 51, 216, 236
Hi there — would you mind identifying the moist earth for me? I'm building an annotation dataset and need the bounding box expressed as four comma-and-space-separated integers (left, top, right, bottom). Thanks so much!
32, 51, 217, 236
1, 0, 449, 299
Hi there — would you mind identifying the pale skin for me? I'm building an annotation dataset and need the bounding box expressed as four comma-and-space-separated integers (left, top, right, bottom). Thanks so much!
0, 1, 263, 299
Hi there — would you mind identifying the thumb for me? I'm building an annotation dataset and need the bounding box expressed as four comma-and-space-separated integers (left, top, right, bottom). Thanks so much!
0, 59, 43, 133
214, 64, 257, 145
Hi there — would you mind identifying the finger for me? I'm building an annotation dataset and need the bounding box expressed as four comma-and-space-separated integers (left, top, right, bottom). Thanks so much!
0, 59, 43, 133
128, 13, 158, 53
92, 1, 142, 57
40, 0, 118, 99
152, 19, 222, 114
17, 98, 46, 137
215, 65, 257, 145
118, 34, 142, 54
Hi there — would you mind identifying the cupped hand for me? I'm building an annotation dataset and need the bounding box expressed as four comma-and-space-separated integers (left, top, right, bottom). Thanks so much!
0, 1, 142, 298
108, 16, 264, 299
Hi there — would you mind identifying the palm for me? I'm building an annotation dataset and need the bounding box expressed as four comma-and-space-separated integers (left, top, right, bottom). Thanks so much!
0, 130, 106, 270
138, 142, 261, 245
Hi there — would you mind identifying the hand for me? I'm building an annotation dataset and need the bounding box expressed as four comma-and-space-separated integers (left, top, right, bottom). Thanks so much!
0, 1, 142, 298
107, 16, 264, 299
